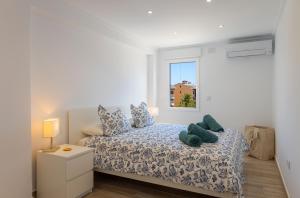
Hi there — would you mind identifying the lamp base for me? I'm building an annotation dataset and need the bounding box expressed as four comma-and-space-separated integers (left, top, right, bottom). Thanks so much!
41, 146, 60, 153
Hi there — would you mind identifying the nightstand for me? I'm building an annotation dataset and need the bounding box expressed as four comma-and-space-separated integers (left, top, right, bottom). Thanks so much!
37, 144, 94, 198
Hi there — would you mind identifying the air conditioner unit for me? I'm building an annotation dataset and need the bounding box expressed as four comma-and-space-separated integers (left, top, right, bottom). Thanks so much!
226, 39, 273, 58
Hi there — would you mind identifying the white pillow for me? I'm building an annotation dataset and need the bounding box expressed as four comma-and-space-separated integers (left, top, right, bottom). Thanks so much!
81, 123, 104, 136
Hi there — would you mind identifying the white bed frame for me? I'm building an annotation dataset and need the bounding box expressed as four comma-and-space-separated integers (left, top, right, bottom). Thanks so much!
68, 107, 234, 198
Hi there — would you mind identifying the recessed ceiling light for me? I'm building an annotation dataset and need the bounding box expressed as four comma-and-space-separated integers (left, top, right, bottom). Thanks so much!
218, 25, 224, 28
206, 0, 212, 3
173, 32, 177, 35
147, 10, 153, 15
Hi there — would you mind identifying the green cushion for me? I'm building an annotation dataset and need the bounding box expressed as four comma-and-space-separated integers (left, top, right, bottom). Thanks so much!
196, 121, 209, 130
179, 130, 203, 147
203, 114, 224, 132
187, 124, 218, 143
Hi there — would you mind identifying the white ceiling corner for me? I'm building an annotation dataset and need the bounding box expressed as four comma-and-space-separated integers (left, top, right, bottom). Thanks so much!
43, 0, 284, 49
31, 0, 153, 52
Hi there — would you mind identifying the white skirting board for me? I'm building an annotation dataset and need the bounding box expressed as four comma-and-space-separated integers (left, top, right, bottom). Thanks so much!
95, 169, 234, 198
275, 156, 290, 198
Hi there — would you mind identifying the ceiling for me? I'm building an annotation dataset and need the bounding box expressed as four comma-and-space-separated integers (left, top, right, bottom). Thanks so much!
65, 0, 283, 48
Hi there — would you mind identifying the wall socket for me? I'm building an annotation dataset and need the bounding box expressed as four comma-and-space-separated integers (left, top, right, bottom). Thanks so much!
206, 96, 212, 102
207, 48, 217, 54
287, 160, 291, 171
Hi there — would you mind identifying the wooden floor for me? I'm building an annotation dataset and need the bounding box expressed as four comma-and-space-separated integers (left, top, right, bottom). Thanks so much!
85, 156, 287, 198
243, 157, 287, 198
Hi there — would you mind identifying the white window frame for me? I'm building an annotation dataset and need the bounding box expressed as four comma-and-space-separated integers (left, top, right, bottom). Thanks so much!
167, 57, 200, 112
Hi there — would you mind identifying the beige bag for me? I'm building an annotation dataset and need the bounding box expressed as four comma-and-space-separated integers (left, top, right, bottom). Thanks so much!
244, 125, 275, 160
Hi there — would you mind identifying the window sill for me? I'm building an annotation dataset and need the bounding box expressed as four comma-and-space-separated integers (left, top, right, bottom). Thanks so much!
168, 107, 200, 112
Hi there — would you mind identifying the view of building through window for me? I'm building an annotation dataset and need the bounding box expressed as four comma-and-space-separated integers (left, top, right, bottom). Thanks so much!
169, 61, 197, 108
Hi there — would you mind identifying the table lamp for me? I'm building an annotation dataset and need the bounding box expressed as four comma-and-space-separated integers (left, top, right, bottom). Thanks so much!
42, 118, 60, 152
148, 107, 159, 117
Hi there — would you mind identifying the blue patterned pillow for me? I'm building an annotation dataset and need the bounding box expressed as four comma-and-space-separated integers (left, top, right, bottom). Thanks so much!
130, 102, 155, 128
98, 105, 131, 136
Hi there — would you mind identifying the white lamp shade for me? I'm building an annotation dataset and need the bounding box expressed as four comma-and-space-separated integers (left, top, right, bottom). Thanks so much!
148, 107, 159, 117
43, 118, 59, 138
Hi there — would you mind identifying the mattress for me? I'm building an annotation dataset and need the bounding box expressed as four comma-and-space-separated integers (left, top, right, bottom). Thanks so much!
82, 123, 247, 195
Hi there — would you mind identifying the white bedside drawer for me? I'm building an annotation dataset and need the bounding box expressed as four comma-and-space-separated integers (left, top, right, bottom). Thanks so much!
66, 152, 93, 180
37, 145, 94, 198
67, 171, 93, 198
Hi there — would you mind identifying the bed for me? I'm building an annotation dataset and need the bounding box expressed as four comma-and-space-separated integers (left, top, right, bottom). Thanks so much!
68, 107, 247, 198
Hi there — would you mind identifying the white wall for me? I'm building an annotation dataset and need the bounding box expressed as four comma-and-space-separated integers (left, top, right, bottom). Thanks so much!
31, 5, 149, 188
157, 44, 273, 132
147, 54, 158, 107
274, 0, 300, 197
0, 0, 32, 197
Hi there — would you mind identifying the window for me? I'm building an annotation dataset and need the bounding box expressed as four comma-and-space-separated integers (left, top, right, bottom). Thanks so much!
169, 59, 199, 109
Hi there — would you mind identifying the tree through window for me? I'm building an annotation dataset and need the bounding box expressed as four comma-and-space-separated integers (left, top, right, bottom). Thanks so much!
169, 61, 198, 108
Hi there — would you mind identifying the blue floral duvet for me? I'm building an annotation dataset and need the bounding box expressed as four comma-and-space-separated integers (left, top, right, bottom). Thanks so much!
82, 123, 247, 195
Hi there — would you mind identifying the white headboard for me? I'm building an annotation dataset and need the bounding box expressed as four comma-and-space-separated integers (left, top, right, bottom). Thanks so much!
68, 106, 131, 145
